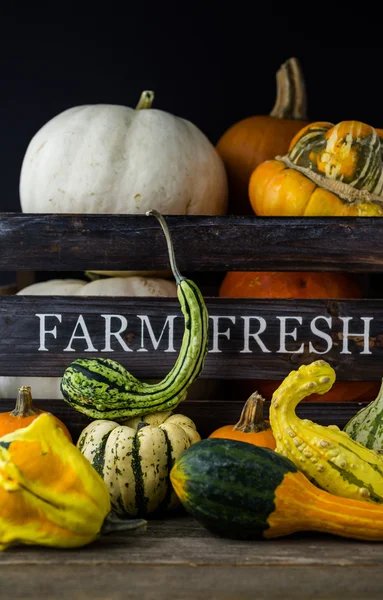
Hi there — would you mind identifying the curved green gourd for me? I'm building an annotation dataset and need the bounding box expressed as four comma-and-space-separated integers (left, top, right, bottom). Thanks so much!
60, 210, 209, 420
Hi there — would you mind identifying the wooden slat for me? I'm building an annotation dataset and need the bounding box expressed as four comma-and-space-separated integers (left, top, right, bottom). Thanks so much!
0, 399, 364, 442
1, 214, 383, 271
2, 517, 383, 599
0, 295, 382, 379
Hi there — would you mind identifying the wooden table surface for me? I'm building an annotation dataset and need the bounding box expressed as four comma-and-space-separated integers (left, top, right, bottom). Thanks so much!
2, 514, 383, 599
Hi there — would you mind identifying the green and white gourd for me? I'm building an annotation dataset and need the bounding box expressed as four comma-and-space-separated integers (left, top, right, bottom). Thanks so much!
344, 379, 383, 451
60, 209, 209, 420
77, 410, 201, 516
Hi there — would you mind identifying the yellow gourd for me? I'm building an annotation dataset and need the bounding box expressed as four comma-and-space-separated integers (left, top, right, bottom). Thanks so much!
269, 360, 383, 503
0, 413, 146, 550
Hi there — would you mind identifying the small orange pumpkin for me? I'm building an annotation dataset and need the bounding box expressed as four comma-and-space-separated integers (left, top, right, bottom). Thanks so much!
216, 57, 308, 215
0, 385, 72, 441
209, 392, 276, 449
249, 120, 383, 216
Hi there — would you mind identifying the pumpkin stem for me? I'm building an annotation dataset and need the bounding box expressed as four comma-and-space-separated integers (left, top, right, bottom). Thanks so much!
277, 154, 383, 206
136, 90, 155, 110
269, 57, 307, 121
101, 512, 147, 535
234, 392, 269, 433
11, 386, 41, 418
146, 209, 184, 284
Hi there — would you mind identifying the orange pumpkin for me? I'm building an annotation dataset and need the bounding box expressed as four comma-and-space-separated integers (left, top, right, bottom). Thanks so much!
0, 385, 72, 440
249, 120, 383, 216
216, 57, 308, 215
219, 271, 379, 403
209, 392, 276, 449
219, 271, 364, 300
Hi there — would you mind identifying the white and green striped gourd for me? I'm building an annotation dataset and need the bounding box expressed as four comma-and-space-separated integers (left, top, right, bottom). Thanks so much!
77, 410, 201, 517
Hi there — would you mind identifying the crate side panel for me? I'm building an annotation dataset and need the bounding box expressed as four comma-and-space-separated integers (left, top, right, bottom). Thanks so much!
1, 214, 383, 271
0, 296, 381, 379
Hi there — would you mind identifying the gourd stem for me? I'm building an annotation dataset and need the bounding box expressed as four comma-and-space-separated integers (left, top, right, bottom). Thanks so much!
146, 210, 184, 284
277, 155, 383, 205
234, 392, 269, 433
135, 91, 155, 110
101, 512, 147, 535
11, 386, 40, 418
269, 57, 307, 120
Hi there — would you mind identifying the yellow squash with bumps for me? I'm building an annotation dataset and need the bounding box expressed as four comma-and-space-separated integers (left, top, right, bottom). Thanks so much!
269, 360, 383, 503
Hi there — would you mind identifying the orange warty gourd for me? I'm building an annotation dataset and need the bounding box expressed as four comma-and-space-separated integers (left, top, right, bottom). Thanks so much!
219, 271, 380, 403
0, 385, 72, 441
209, 392, 276, 449
249, 120, 383, 216
216, 57, 308, 215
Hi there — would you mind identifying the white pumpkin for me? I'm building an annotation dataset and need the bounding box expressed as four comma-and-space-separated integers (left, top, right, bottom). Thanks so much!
19, 91, 228, 216
16, 276, 178, 297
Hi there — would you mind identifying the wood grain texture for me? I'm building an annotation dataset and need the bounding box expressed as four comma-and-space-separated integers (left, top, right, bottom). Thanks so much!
1, 214, 383, 271
0, 295, 382, 379
0, 399, 364, 442
2, 517, 383, 599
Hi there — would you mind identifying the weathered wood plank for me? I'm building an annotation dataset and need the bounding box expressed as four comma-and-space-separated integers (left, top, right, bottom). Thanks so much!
0, 214, 383, 271
2, 515, 383, 566
0, 399, 364, 442
4, 564, 383, 600
2, 517, 383, 599
0, 296, 381, 379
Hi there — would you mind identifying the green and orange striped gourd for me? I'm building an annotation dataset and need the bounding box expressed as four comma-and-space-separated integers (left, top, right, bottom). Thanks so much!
170, 438, 383, 541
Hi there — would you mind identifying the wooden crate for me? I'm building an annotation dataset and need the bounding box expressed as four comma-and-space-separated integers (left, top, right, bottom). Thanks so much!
2, 213, 383, 599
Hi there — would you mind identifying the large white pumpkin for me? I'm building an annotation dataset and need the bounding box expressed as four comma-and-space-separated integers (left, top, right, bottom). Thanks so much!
19, 91, 228, 215
16, 276, 178, 297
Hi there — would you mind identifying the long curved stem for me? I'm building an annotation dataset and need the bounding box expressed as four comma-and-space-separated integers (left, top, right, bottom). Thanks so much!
146, 210, 184, 283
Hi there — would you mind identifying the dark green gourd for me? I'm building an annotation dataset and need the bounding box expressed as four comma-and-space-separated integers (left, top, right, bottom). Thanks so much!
60, 210, 209, 420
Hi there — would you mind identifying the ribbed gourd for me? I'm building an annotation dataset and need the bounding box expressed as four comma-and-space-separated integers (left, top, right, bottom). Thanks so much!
344, 379, 383, 451
249, 120, 383, 216
269, 360, 383, 503
60, 210, 209, 420
77, 411, 201, 517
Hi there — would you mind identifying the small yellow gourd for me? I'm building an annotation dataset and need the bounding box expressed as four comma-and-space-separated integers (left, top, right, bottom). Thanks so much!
269, 360, 383, 503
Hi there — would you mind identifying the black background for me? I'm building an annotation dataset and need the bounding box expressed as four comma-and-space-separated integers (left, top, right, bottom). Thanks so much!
1, 11, 382, 213
0, 11, 382, 290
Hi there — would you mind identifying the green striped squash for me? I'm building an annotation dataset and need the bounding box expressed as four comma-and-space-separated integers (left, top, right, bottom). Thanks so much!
60, 209, 209, 420
344, 379, 383, 451
170, 438, 383, 541
77, 410, 201, 517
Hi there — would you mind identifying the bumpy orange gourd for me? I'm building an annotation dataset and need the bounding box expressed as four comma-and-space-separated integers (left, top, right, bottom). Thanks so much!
216, 57, 308, 215
249, 120, 383, 216
0, 386, 72, 441
209, 392, 276, 449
